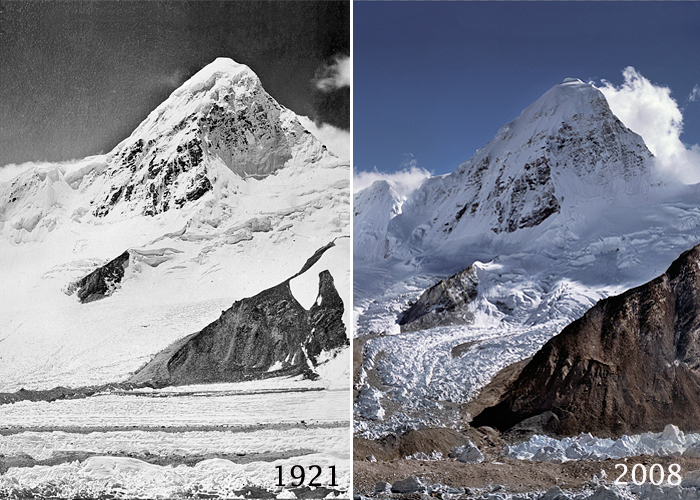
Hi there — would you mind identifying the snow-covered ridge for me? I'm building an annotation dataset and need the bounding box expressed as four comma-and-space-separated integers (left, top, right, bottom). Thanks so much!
353, 179, 405, 261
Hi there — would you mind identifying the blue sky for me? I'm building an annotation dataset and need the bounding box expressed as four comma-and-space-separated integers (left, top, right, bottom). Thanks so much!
354, 1, 700, 183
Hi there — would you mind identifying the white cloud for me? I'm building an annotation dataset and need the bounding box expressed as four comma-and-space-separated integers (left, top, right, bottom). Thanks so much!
598, 67, 700, 184
161, 67, 190, 89
297, 116, 350, 161
690, 84, 700, 103
0, 161, 46, 183
315, 55, 351, 92
353, 157, 431, 195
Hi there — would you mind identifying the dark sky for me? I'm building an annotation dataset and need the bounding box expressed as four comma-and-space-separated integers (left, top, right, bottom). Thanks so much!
354, 1, 700, 176
0, 0, 349, 166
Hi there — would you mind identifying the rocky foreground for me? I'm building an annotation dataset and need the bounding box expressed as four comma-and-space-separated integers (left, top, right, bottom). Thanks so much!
354, 431, 700, 500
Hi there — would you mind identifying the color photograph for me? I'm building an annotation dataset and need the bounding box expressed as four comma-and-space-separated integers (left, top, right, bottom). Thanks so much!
353, 2, 700, 498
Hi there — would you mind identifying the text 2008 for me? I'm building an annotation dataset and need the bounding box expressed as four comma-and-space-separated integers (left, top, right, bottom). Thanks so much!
614, 464, 681, 486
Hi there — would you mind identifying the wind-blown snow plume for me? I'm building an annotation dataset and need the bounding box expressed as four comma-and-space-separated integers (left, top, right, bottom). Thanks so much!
297, 116, 350, 160
0, 162, 39, 183
315, 55, 351, 91
690, 84, 700, 103
598, 67, 700, 184
353, 162, 431, 195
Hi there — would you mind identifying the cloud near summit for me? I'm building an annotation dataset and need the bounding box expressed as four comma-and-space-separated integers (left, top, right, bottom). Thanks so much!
315, 55, 351, 92
353, 155, 431, 195
598, 67, 700, 184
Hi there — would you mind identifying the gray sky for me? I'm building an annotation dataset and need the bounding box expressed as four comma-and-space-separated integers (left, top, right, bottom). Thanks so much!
0, 0, 349, 167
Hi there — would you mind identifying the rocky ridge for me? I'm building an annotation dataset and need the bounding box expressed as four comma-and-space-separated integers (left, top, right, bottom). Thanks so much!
129, 241, 348, 386
472, 243, 700, 437
397, 265, 479, 333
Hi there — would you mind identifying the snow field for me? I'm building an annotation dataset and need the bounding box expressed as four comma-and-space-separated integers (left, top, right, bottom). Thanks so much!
0, 157, 350, 392
0, 453, 349, 499
0, 427, 349, 462
0, 389, 350, 429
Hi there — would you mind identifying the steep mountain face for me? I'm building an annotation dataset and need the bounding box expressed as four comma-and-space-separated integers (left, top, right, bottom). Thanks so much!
79, 58, 327, 219
362, 79, 657, 261
472, 243, 700, 437
0, 58, 349, 392
130, 242, 348, 386
353, 180, 404, 261
0, 58, 331, 241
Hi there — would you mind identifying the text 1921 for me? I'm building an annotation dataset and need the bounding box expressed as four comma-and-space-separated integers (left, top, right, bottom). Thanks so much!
276, 465, 338, 487
614, 463, 681, 486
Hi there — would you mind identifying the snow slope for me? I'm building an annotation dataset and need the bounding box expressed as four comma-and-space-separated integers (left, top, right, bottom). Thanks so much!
0, 57, 350, 392
354, 78, 700, 438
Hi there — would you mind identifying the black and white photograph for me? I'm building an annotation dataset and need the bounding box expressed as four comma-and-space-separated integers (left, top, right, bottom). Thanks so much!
0, 1, 350, 498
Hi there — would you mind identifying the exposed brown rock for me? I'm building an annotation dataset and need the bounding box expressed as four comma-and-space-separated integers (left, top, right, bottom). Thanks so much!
65, 250, 130, 303
129, 242, 348, 386
353, 428, 469, 462
397, 266, 478, 333
472, 243, 700, 437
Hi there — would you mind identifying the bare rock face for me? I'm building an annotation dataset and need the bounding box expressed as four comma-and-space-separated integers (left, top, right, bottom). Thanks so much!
397, 265, 478, 333
65, 250, 130, 303
129, 242, 347, 386
472, 244, 700, 437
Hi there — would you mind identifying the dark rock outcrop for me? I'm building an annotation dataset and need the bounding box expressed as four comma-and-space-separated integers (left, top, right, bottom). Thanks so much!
397, 266, 478, 333
65, 250, 130, 303
472, 244, 700, 437
129, 242, 347, 386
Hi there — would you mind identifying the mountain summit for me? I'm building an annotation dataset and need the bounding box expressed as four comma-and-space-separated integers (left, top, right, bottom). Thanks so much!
355, 79, 658, 263
90, 57, 329, 218
1, 57, 332, 241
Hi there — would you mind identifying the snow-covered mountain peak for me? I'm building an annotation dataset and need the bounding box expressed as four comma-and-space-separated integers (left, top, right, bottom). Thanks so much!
355, 78, 662, 267
0, 58, 334, 240
0, 57, 350, 391
486, 78, 629, 158
354, 179, 405, 261
94, 56, 328, 216
171, 57, 256, 98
